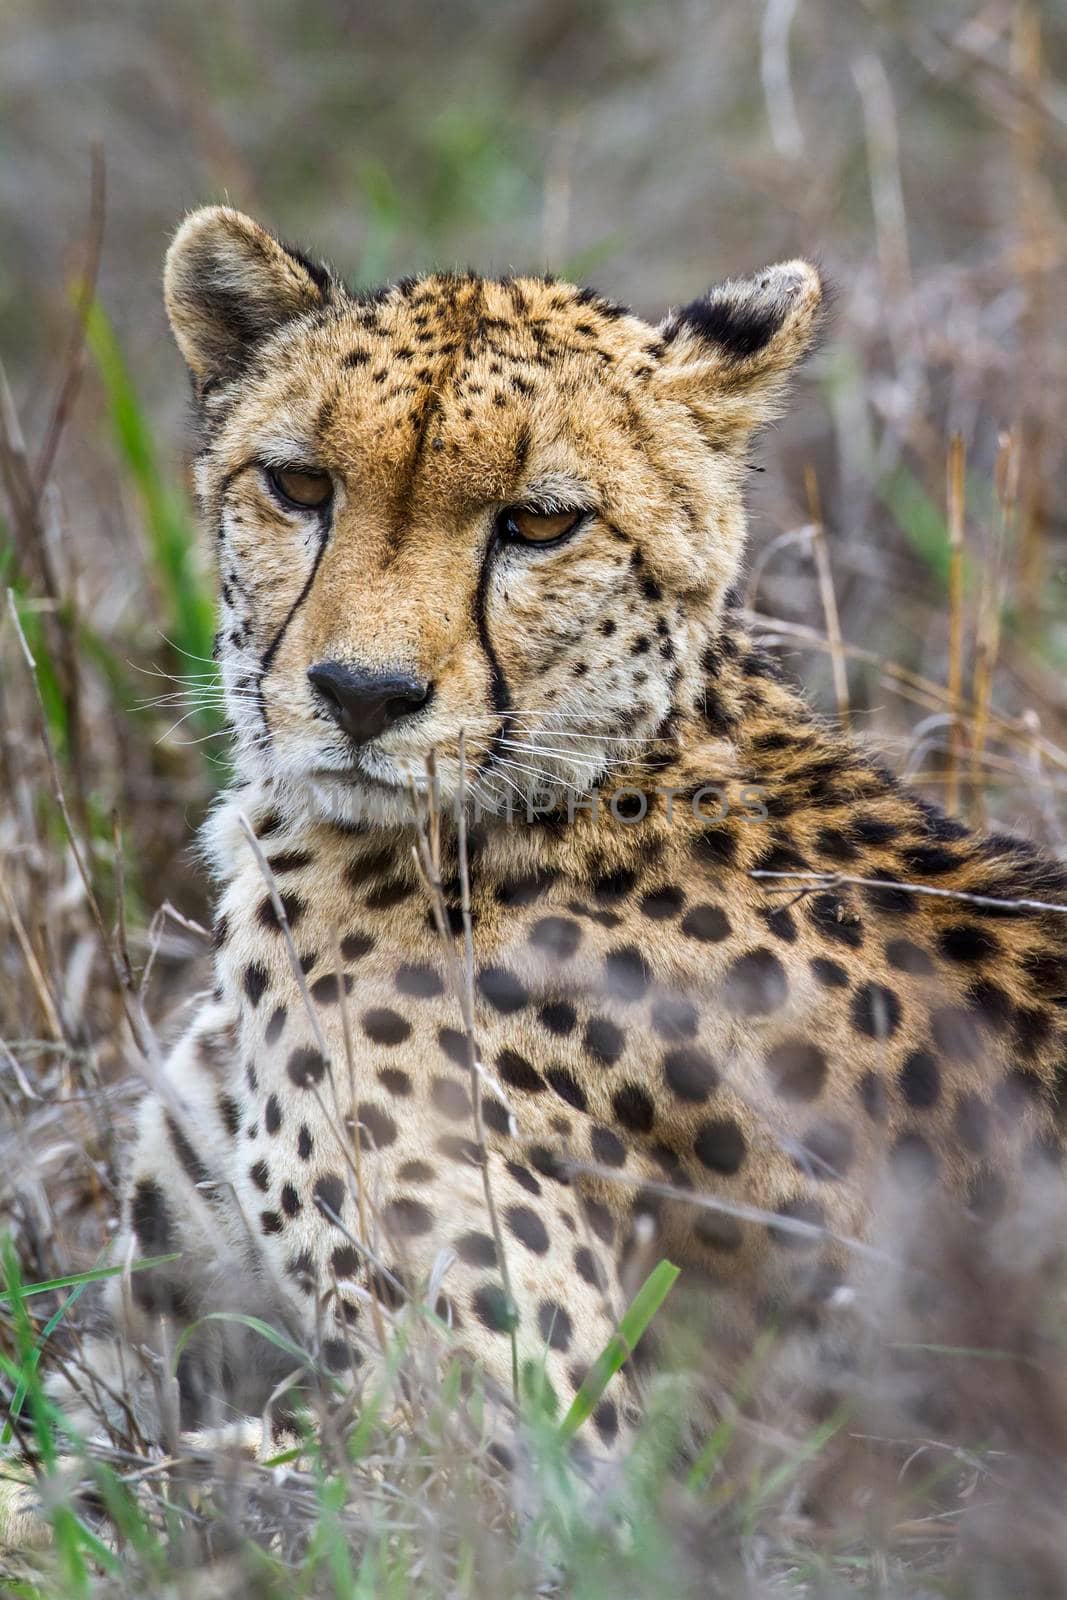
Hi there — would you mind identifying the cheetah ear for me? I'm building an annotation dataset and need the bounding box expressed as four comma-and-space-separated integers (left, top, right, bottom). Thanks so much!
656, 260, 826, 447
164, 206, 337, 384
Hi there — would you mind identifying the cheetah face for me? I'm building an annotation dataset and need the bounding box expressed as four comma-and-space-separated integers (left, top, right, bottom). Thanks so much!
166, 208, 823, 826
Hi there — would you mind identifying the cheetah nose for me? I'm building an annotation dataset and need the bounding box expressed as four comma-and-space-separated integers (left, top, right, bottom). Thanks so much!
307, 661, 433, 746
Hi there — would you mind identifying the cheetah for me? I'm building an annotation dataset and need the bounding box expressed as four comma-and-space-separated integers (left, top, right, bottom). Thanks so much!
10, 206, 1067, 1526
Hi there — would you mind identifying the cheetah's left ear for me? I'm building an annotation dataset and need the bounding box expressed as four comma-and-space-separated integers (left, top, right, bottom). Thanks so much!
656, 260, 826, 447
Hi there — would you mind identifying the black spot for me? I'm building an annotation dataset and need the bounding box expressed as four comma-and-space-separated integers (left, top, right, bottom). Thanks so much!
497, 1048, 544, 1095
664, 1045, 719, 1103
612, 1083, 655, 1134
496, 868, 558, 906
363, 1008, 411, 1046
810, 957, 849, 989
900, 1050, 941, 1109
249, 1160, 270, 1193
650, 994, 698, 1042
398, 1160, 434, 1184
243, 962, 268, 1006
585, 1200, 615, 1245
455, 1231, 497, 1267
478, 966, 529, 1014
356, 1102, 398, 1148
131, 1179, 173, 1255
761, 905, 797, 943
384, 1196, 433, 1237
540, 1001, 577, 1036
593, 867, 637, 903
379, 1067, 413, 1097
260, 1211, 283, 1235
574, 1246, 601, 1286
694, 1118, 747, 1174
431, 1077, 473, 1121
584, 1016, 625, 1066
807, 894, 863, 948
850, 983, 902, 1039
264, 1005, 288, 1046
281, 1183, 301, 1217
938, 923, 1000, 964
473, 1282, 518, 1335
257, 892, 306, 932
694, 827, 737, 868
537, 1300, 573, 1351
313, 1173, 346, 1220
640, 885, 685, 920
815, 827, 860, 864
341, 930, 375, 961
437, 1133, 484, 1165
695, 1212, 744, 1253
604, 946, 652, 1002
529, 1144, 571, 1184
591, 1125, 627, 1166
297, 1125, 314, 1160
858, 1071, 886, 1121
310, 972, 354, 1006
723, 948, 788, 1016
482, 1098, 512, 1136
765, 1039, 827, 1101
506, 1205, 550, 1254
802, 1119, 854, 1180
768, 1196, 825, 1250
546, 1067, 588, 1111
885, 939, 935, 976
165, 1113, 210, 1188
216, 1093, 240, 1138
530, 916, 582, 961
967, 980, 1013, 1033
264, 1094, 282, 1135
506, 1161, 541, 1196
902, 845, 961, 876
931, 1005, 983, 1061
395, 962, 444, 998
331, 1245, 359, 1277
287, 1047, 327, 1088
266, 849, 312, 874
861, 875, 915, 915
436, 1027, 468, 1069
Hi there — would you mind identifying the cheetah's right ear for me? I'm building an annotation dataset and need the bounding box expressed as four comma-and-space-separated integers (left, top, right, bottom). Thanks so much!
164, 206, 337, 384
655, 260, 827, 447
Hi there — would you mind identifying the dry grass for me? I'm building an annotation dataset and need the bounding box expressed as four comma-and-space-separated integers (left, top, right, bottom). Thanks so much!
3, 1, 1067, 1593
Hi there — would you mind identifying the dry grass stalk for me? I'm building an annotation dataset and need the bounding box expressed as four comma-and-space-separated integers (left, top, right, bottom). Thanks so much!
945, 431, 967, 815
803, 464, 850, 732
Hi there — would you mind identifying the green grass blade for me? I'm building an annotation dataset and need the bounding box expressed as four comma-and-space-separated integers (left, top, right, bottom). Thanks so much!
0, 1253, 180, 1306
558, 1258, 679, 1443
171, 1310, 312, 1372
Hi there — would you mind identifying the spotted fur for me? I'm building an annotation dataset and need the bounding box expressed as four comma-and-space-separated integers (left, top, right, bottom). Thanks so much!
48, 209, 1067, 1468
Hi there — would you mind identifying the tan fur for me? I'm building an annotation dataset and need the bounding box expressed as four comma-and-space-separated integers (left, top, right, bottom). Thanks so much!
26, 209, 1067, 1488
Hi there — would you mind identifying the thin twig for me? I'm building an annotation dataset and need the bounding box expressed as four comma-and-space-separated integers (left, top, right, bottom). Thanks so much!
945, 432, 966, 814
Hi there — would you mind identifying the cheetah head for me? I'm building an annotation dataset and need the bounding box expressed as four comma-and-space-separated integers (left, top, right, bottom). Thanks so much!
165, 206, 823, 827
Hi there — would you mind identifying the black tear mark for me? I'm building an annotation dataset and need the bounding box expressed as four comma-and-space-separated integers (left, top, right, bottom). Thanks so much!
472, 531, 514, 785
255, 508, 334, 738
671, 293, 786, 361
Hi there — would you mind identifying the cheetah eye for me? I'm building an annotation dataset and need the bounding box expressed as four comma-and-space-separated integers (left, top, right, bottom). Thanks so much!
267, 465, 333, 511
498, 506, 585, 547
